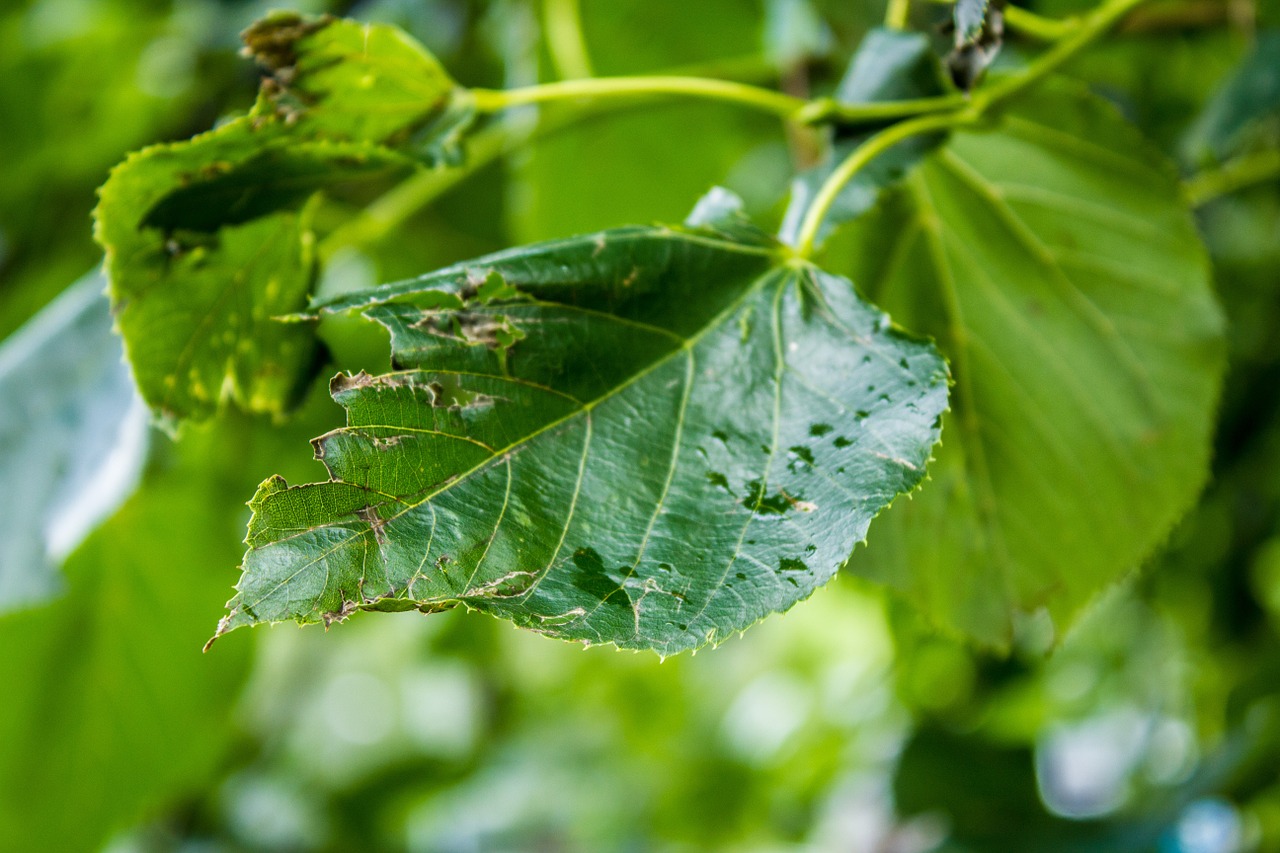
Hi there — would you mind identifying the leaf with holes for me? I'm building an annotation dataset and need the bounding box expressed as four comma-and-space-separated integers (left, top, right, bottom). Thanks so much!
829, 83, 1225, 646
208, 194, 949, 655
93, 14, 475, 421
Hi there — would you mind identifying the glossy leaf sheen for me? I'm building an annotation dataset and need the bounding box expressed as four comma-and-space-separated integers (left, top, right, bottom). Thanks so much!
836, 86, 1225, 645
213, 211, 949, 654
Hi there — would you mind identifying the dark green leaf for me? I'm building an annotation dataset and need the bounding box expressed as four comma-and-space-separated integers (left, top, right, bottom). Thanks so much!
0, 272, 148, 612
831, 84, 1225, 646
210, 199, 949, 654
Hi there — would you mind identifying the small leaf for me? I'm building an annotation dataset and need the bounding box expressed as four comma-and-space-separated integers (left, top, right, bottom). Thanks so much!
0, 272, 149, 612
831, 83, 1225, 646
211, 195, 950, 655
780, 28, 952, 248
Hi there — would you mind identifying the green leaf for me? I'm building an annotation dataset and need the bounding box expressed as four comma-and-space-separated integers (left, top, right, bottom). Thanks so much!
780, 28, 951, 248
0, 419, 264, 851
1182, 30, 1280, 163
94, 15, 472, 421
0, 271, 148, 612
830, 84, 1225, 646
95, 128, 331, 422
242, 12, 473, 159
210, 196, 950, 655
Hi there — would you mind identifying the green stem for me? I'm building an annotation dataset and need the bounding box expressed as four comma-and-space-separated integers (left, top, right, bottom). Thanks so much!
475, 77, 973, 128
471, 76, 807, 120
1003, 5, 1082, 40
334, 0, 1147, 261
1184, 149, 1280, 207
970, 0, 1147, 111
925, 0, 1083, 41
794, 93, 969, 126
792, 111, 974, 258
323, 57, 786, 257
885, 0, 912, 29
542, 0, 595, 79
794, 0, 1148, 257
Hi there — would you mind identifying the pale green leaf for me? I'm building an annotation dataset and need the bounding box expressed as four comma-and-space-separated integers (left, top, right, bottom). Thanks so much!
0, 271, 148, 612
831, 84, 1226, 646
211, 201, 949, 655
0, 420, 264, 850
242, 12, 472, 158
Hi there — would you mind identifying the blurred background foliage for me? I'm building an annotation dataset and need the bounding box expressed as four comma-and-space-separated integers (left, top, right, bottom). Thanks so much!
0, 0, 1278, 850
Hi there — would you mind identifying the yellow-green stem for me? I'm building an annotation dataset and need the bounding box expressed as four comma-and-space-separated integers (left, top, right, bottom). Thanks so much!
1184, 149, 1280, 207
471, 76, 807, 121
1003, 5, 1082, 40
792, 111, 976, 258
885, 0, 912, 29
543, 0, 594, 79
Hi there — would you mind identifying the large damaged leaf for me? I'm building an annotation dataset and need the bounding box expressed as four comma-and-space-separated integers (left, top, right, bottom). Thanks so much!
210, 196, 949, 655
831, 84, 1225, 646
94, 14, 474, 421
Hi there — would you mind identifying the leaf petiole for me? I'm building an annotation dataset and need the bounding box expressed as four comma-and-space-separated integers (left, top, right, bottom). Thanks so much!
472, 76, 969, 127
791, 110, 977, 257
471, 76, 808, 121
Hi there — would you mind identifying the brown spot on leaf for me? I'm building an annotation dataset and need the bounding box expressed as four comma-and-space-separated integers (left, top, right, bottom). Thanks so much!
322, 598, 359, 627
357, 505, 388, 546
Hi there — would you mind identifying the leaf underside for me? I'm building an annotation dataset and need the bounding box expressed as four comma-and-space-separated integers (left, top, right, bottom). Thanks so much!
212, 215, 949, 654
834, 84, 1225, 646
